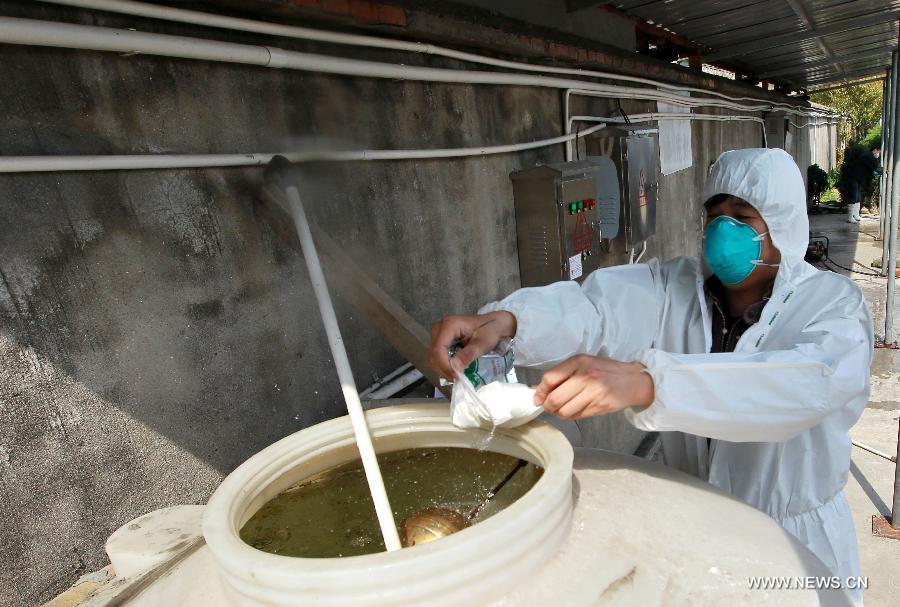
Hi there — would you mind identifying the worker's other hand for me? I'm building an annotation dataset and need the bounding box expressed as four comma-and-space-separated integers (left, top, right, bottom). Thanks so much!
428, 311, 517, 381
534, 355, 654, 420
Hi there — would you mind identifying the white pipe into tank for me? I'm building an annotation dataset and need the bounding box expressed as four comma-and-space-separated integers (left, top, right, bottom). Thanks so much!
284, 185, 402, 552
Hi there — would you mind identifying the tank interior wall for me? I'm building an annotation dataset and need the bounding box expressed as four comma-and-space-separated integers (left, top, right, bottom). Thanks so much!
0, 1, 826, 604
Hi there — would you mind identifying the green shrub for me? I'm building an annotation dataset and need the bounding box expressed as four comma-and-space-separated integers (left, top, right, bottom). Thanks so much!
807, 164, 829, 204
861, 125, 882, 151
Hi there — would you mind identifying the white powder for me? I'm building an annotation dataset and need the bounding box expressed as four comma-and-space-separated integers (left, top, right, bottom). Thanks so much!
450, 379, 543, 430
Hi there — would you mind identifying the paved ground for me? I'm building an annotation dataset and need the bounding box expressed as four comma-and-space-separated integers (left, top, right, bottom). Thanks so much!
809, 210, 900, 606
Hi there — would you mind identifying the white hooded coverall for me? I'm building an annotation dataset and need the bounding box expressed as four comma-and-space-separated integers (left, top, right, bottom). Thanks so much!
480, 148, 873, 601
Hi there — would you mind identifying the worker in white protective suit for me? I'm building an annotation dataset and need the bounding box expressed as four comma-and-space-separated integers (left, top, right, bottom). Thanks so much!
429, 148, 873, 605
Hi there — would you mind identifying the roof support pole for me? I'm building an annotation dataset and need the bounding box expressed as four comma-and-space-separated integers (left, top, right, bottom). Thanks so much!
886, 51, 899, 318
887, 34, 900, 530
881, 69, 894, 252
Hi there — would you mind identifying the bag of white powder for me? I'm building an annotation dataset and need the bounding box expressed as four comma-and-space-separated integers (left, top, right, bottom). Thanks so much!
450, 372, 543, 429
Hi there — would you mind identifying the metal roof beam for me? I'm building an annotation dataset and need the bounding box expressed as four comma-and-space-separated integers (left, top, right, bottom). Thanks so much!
783, 0, 844, 78
760, 47, 891, 78
806, 75, 886, 94
705, 10, 899, 61
804, 65, 891, 86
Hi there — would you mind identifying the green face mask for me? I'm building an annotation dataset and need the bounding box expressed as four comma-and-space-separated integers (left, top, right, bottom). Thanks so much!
703, 216, 777, 285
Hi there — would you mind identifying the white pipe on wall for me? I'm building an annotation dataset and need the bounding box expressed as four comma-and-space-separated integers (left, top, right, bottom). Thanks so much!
0, 112, 804, 174
365, 370, 425, 401
0, 17, 837, 120
788, 119, 841, 128
0, 123, 609, 173
569, 113, 767, 128
563, 87, 834, 119
359, 363, 414, 399
633, 242, 648, 265
38, 0, 829, 113
0, 16, 838, 177
564, 113, 768, 162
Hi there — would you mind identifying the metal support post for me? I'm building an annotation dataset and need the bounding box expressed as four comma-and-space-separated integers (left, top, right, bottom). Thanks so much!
879, 71, 890, 241
893, 423, 900, 529
884, 60, 898, 269
886, 48, 900, 344
885, 45, 900, 528
871, 31, 900, 543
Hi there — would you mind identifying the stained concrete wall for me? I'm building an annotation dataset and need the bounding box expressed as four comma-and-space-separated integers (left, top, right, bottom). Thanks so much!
449, 0, 636, 52
0, 2, 822, 604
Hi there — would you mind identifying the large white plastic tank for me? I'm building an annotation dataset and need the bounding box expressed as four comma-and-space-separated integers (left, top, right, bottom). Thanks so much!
88, 403, 852, 607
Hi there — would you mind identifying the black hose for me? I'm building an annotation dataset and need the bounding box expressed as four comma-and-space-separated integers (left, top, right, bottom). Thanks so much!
820, 255, 883, 277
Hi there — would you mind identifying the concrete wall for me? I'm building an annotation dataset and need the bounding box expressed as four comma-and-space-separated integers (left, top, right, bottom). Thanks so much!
449, 0, 636, 52
0, 1, 822, 604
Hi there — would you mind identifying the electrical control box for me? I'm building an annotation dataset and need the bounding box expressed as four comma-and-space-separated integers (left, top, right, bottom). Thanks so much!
586, 129, 660, 250
624, 134, 659, 247
509, 157, 620, 287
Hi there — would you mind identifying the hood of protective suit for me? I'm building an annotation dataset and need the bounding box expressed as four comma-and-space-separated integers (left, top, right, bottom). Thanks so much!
703, 148, 809, 282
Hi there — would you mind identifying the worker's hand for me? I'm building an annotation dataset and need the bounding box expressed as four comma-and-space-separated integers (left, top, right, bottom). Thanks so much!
428, 311, 517, 381
534, 355, 654, 420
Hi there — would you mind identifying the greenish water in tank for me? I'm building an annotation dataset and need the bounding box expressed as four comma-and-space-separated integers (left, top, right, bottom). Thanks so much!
240, 447, 543, 558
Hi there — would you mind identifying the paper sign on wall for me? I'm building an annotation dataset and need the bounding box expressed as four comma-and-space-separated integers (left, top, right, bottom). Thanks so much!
658, 98, 693, 176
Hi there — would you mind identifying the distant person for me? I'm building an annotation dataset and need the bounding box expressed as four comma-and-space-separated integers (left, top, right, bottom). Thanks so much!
847, 144, 883, 223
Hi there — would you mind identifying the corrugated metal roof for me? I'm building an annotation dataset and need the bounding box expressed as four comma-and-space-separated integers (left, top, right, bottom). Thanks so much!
607, 0, 898, 90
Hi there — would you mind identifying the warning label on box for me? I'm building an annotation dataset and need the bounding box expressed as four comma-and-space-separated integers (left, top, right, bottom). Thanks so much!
568, 254, 583, 280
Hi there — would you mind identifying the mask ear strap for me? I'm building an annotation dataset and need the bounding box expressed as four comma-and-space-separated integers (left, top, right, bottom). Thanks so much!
750, 231, 778, 266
